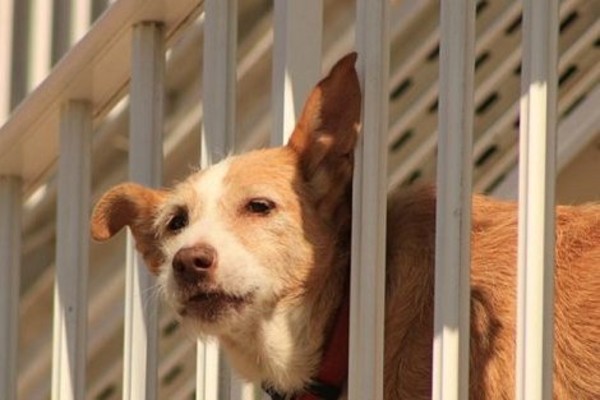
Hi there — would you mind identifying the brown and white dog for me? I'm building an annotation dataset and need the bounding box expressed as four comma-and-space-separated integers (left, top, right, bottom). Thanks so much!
91, 53, 600, 399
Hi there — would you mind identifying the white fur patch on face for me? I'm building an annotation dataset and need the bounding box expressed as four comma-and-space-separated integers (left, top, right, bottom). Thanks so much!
157, 158, 277, 331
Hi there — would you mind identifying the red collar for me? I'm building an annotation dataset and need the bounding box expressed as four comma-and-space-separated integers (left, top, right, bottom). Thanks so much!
265, 294, 350, 400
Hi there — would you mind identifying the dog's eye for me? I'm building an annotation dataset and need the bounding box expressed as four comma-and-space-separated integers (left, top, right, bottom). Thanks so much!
245, 198, 275, 215
167, 210, 188, 232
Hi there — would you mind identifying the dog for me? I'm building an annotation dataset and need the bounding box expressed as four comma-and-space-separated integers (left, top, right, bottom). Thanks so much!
91, 53, 600, 399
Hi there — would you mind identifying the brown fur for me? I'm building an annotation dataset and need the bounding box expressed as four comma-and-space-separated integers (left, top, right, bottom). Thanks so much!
384, 185, 600, 399
91, 53, 600, 399
91, 183, 167, 273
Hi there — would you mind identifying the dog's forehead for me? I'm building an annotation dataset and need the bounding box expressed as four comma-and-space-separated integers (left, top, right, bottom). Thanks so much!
171, 147, 299, 207
224, 148, 298, 187
192, 158, 231, 195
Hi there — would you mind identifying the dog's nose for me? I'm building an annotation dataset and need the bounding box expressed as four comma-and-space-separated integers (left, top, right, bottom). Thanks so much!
172, 244, 217, 281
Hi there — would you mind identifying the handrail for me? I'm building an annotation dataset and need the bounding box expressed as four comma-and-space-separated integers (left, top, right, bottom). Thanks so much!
0, 0, 201, 192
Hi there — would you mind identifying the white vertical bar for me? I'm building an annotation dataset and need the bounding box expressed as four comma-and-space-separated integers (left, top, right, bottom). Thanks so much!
124, 22, 164, 400
29, 0, 54, 89
349, 0, 389, 399
516, 1, 558, 399
432, 1, 476, 400
10, 0, 29, 107
53, 0, 92, 60
197, 342, 228, 400
230, 373, 256, 400
51, 101, 92, 400
271, 0, 322, 145
0, 176, 22, 400
268, 7, 322, 400
71, 0, 92, 42
200, 0, 236, 166
199, 1, 241, 399
0, 0, 14, 123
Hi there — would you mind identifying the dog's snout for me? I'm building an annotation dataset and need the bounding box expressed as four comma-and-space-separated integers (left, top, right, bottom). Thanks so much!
173, 245, 217, 281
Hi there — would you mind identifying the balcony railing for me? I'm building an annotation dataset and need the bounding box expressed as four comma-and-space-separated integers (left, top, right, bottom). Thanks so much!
0, 0, 598, 399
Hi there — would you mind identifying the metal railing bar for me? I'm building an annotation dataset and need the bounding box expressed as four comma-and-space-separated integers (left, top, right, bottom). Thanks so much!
271, 0, 322, 145
53, 0, 93, 63
0, 176, 22, 400
432, 1, 476, 399
349, 0, 390, 399
200, 0, 236, 166
29, 0, 54, 90
10, 0, 29, 109
515, 1, 559, 398
0, 0, 14, 124
199, 0, 239, 398
123, 22, 165, 400
51, 100, 92, 400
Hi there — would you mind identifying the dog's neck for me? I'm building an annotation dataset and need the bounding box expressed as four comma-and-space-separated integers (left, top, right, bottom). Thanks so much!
218, 256, 349, 395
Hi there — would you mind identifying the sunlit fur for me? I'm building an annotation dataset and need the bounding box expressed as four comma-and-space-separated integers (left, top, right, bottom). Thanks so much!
91, 53, 600, 399
383, 185, 600, 399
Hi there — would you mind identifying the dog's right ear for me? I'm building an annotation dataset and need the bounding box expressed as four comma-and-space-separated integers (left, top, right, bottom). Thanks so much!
91, 183, 167, 273
287, 52, 361, 219
287, 52, 361, 180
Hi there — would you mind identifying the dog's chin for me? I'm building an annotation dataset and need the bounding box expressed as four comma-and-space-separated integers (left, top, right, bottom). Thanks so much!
175, 289, 252, 326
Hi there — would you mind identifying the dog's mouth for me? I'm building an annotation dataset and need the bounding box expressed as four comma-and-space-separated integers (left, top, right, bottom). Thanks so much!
178, 290, 251, 321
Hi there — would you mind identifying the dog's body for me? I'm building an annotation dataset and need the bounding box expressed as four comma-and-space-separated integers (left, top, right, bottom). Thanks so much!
91, 54, 600, 399
384, 185, 600, 399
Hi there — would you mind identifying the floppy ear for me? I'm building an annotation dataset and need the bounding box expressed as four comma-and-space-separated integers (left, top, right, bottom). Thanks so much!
287, 52, 361, 214
91, 183, 167, 274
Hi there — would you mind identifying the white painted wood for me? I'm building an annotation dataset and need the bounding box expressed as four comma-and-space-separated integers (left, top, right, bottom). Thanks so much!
29, 0, 54, 89
53, 0, 72, 60
349, 0, 389, 399
51, 101, 92, 400
54, 0, 92, 59
195, 338, 206, 399
200, 0, 236, 166
198, 341, 223, 400
271, 0, 322, 145
230, 372, 256, 400
199, 1, 244, 399
0, 0, 199, 185
0, 176, 21, 400
516, 1, 559, 399
432, 1, 476, 400
71, 0, 93, 43
123, 22, 164, 400
0, 0, 14, 124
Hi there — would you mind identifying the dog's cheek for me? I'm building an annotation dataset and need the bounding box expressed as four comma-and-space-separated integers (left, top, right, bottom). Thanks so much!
154, 239, 188, 308
257, 229, 318, 297
218, 243, 277, 299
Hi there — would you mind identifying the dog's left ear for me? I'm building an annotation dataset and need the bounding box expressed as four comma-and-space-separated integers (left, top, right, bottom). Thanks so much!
287, 52, 361, 204
91, 183, 167, 274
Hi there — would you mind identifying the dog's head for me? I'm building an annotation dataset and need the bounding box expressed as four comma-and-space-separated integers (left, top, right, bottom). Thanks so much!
91, 53, 360, 336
